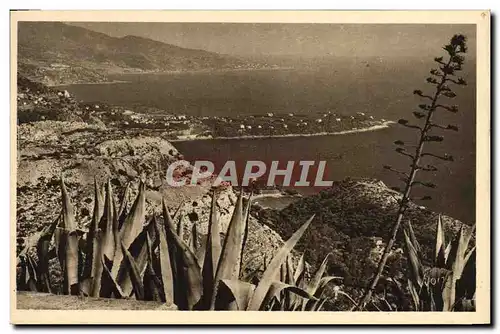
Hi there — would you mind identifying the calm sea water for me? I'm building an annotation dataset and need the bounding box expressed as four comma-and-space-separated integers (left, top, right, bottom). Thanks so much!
59, 59, 476, 222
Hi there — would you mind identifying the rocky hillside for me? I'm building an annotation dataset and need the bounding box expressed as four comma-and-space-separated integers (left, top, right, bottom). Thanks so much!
18, 22, 248, 85
253, 178, 470, 294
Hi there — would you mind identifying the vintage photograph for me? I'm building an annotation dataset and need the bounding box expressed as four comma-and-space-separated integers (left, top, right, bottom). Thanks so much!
11, 11, 490, 324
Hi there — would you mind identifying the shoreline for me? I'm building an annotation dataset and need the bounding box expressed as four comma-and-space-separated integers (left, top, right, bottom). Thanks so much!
51, 80, 130, 87
51, 66, 294, 86
171, 121, 396, 142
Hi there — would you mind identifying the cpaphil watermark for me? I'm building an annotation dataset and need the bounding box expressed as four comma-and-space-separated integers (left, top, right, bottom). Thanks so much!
165, 160, 333, 188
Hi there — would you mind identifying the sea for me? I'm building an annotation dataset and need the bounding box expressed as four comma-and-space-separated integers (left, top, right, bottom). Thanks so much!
57, 57, 476, 223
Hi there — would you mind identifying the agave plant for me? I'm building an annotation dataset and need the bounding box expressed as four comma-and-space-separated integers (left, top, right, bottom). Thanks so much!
401, 216, 476, 311
263, 253, 354, 311
17, 178, 328, 311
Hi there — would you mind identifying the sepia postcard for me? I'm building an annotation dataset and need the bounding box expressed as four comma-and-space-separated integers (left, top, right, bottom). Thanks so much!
10, 10, 490, 325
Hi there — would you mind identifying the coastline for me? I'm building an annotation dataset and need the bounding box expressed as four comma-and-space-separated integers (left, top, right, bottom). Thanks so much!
51, 66, 294, 86
171, 120, 396, 142
51, 80, 130, 87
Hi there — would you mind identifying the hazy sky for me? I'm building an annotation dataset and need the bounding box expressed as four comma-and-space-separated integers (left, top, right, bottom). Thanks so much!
69, 22, 476, 58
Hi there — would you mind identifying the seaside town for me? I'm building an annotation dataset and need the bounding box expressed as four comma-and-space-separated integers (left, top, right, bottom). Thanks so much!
17, 78, 391, 141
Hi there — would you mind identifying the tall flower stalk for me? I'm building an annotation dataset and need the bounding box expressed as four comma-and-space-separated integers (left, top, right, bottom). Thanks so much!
356, 35, 468, 310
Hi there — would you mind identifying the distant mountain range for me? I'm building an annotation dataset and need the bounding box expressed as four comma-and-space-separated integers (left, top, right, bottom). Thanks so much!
17, 22, 255, 85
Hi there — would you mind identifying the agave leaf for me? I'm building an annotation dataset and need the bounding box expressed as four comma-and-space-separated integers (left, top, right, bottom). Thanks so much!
435, 214, 446, 263
441, 273, 455, 311
261, 281, 318, 311
280, 261, 287, 283
406, 220, 421, 256
142, 233, 165, 302
164, 211, 203, 310
216, 190, 247, 279
63, 231, 79, 295
445, 225, 472, 272
403, 229, 423, 287
90, 182, 117, 297
121, 241, 145, 300
408, 279, 420, 311
100, 181, 116, 263
209, 191, 248, 309
314, 276, 343, 298
307, 252, 332, 295
238, 193, 252, 277
117, 181, 131, 231
282, 256, 296, 309
81, 179, 103, 295
17, 214, 60, 264
35, 215, 60, 293
313, 298, 328, 311
116, 218, 156, 297
455, 247, 476, 300
154, 216, 175, 305
61, 177, 77, 231
100, 255, 125, 299
60, 177, 79, 293
111, 181, 146, 278
247, 215, 313, 311
217, 279, 256, 310
294, 253, 306, 286
143, 261, 164, 302
444, 225, 474, 308
23, 254, 38, 292
201, 193, 222, 307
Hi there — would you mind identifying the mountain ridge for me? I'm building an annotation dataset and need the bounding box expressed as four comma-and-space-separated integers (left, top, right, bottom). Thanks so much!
17, 22, 252, 85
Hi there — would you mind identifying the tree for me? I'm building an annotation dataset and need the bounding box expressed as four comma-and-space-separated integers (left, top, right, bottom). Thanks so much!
356, 34, 468, 310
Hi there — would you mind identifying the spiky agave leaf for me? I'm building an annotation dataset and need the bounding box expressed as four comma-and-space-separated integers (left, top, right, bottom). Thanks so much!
454, 247, 476, 305
60, 177, 79, 294
209, 191, 249, 309
261, 281, 318, 311
154, 214, 175, 305
116, 219, 155, 297
100, 181, 117, 266
306, 253, 332, 295
217, 279, 256, 311
246, 215, 314, 311
17, 213, 60, 264
313, 276, 344, 299
294, 253, 306, 286
90, 181, 117, 297
407, 279, 421, 310
20, 254, 38, 292
443, 224, 474, 309
81, 179, 103, 295
143, 232, 165, 302
117, 181, 131, 231
121, 241, 145, 300
164, 210, 203, 310
201, 193, 222, 308
405, 220, 421, 256
100, 255, 125, 299
238, 193, 252, 278
111, 181, 146, 278
403, 228, 424, 287
435, 214, 447, 267
35, 215, 60, 293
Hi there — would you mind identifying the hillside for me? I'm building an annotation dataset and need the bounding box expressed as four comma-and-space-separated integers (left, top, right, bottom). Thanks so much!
17, 22, 249, 85
252, 178, 470, 303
